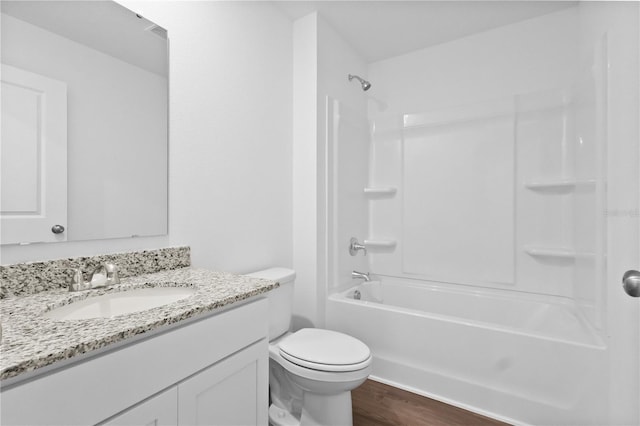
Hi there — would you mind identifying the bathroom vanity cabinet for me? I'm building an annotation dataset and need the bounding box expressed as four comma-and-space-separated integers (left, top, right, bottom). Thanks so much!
105, 341, 265, 426
0, 298, 269, 425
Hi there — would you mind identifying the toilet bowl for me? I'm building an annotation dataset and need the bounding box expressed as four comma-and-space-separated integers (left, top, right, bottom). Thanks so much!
245, 268, 372, 426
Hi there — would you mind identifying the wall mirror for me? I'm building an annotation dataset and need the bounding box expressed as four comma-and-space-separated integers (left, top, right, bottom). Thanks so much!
1, 0, 168, 245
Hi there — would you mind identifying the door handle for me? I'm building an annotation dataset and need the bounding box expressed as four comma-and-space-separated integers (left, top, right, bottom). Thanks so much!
51, 224, 65, 234
622, 270, 640, 297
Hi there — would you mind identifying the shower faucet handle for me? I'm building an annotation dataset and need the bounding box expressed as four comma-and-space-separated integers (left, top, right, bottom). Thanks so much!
349, 237, 367, 256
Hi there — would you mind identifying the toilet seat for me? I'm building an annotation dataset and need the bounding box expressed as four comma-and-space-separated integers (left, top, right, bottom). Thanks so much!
278, 328, 371, 372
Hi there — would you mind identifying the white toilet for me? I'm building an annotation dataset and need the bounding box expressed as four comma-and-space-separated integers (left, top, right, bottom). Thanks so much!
246, 267, 372, 426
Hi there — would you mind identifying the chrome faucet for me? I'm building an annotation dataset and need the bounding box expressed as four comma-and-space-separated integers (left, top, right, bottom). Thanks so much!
68, 263, 120, 292
349, 237, 367, 256
351, 270, 371, 282
68, 268, 89, 292
104, 262, 120, 286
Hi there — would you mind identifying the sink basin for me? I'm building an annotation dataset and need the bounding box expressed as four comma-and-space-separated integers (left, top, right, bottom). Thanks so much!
43, 287, 196, 320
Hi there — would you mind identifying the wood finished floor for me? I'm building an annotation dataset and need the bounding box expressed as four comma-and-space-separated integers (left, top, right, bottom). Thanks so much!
352, 380, 510, 426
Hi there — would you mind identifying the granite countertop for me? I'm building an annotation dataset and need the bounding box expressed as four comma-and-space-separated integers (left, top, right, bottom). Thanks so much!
0, 267, 277, 382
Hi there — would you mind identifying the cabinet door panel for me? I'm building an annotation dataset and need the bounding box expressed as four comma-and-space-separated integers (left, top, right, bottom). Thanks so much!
178, 340, 268, 426
101, 387, 177, 426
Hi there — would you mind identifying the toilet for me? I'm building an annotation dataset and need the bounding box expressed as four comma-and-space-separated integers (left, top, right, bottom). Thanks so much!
246, 267, 372, 426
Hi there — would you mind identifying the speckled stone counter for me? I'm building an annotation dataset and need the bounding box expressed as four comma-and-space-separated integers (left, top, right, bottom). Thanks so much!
0, 267, 277, 382
0, 246, 191, 298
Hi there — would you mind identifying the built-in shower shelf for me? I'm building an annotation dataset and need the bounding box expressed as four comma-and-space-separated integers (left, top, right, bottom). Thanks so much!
364, 187, 397, 197
525, 247, 595, 259
364, 239, 397, 251
524, 179, 596, 191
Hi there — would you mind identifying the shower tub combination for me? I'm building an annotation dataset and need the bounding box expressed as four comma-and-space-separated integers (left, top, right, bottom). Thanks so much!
321, 2, 639, 423
327, 277, 606, 425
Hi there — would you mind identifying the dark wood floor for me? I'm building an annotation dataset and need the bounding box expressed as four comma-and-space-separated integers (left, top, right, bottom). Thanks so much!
352, 380, 510, 426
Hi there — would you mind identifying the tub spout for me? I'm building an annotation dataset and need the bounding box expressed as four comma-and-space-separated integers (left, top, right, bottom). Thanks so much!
352, 270, 371, 282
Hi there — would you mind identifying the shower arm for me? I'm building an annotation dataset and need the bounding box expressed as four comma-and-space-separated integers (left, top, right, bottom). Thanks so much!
348, 74, 365, 84
348, 74, 371, 91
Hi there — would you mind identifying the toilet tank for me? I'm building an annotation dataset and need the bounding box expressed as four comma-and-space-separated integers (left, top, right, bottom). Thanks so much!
245, 267, 295, 340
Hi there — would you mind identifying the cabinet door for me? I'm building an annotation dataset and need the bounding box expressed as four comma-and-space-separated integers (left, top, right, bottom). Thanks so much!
178, 340, 268, 426
101, 387, 178, 426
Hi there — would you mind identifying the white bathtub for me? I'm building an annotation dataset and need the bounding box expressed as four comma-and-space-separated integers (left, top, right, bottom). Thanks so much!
326, 277, 607, 425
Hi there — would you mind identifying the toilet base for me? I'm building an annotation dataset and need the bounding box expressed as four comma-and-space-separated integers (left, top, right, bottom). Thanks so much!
299, 390, 353, 426
269, 389, 353, 426
269, 404, 300, 426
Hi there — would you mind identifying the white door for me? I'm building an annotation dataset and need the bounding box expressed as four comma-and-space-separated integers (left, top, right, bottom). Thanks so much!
1, 64, 67, 244
602, 4, 640, 424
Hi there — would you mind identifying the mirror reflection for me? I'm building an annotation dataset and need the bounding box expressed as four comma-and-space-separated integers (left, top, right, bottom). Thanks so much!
1, 1, 168, 244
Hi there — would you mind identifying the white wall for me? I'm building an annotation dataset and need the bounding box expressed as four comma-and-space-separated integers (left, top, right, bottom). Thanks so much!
117, 1, 293, 274
2, 1, 293, 275
292, 13, 319, 329
292, 13, 368, 327
368, 7, 579, 117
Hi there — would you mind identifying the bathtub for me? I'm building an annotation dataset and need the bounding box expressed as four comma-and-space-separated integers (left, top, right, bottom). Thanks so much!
326, 277, 607, 425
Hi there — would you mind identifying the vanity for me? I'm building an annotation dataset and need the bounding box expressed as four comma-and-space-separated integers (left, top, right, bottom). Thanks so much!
0, 253, 277, 425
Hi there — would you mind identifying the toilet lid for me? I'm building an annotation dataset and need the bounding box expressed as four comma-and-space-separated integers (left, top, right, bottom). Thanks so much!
279, 328, 371, 372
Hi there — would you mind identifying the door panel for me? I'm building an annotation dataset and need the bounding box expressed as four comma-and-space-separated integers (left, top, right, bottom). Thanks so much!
102, 387, 177, 426
1, 64, 67, 244
178, 341, 268, 425
604, 10, 640, 424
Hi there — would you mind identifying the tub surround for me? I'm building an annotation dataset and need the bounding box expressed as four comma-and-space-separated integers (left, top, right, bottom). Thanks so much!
0, 265, 278, 383
0, 246, 191, 298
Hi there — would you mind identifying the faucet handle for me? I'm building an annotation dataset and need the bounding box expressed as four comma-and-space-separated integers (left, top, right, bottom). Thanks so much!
105, 263, 120, 285
349, 237, 367, 256
67, 268, 89, 292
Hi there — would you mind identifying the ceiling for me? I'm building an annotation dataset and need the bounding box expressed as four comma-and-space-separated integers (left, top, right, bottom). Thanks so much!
1, 1, 167, 76
274, 1, 577, 63
2, 1, 576, 72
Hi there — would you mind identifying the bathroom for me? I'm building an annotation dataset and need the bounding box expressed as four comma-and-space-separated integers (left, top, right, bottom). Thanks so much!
1, 1, 638, 425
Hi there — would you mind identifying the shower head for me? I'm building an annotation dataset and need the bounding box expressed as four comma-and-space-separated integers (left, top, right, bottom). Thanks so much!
348, 74, 372, 91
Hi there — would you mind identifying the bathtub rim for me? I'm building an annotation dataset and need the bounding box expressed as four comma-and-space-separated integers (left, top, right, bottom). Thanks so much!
328, 278, 606, 349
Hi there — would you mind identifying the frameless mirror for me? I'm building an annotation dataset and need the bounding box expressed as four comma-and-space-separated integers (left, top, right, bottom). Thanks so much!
0, 0, 168, 244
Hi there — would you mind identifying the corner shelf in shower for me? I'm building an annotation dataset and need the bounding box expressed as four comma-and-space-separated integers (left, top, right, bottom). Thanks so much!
524, 246, 595, 259
524, 179, 596, 191
364, 239, 397, 251
363, 187, 397, 197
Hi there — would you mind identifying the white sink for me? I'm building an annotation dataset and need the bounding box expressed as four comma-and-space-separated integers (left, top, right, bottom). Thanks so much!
43, 286, 196, 320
